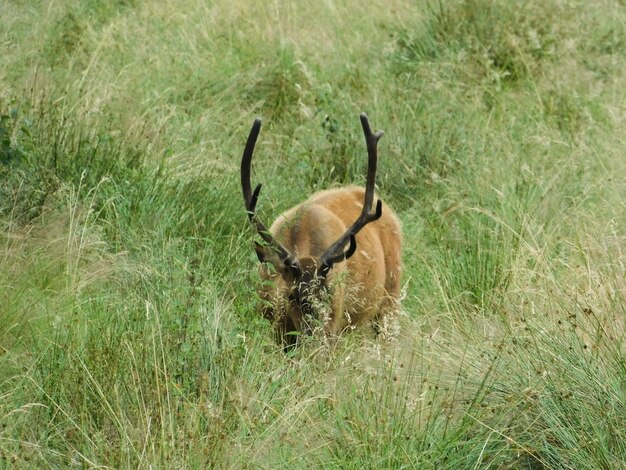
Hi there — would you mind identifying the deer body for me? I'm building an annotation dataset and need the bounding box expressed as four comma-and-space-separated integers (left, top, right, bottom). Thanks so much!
260, 186, 402, 340
242, 114, 402, 347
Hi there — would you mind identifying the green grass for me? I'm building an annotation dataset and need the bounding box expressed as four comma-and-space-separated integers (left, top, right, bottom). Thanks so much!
1, 0, 625, 467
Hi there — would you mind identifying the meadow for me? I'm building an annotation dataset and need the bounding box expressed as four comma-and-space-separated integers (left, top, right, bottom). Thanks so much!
1, 0, 625, 468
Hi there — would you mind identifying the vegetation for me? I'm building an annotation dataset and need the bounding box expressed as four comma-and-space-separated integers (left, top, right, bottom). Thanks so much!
1, 0, 625, 467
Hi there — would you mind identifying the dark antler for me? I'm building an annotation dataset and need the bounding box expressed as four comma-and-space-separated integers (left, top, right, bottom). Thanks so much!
241, 118, 290, 261
318, 113, 384, 272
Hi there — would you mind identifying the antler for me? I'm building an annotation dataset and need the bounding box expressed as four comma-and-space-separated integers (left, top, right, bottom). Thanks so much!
241, 118, 291, 261
318, 113, 384, 272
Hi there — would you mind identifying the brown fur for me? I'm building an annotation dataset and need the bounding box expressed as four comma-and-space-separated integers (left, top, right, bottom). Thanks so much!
257, 185, 402, 346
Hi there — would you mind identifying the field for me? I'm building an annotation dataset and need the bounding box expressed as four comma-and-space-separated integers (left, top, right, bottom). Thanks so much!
1, 0, 625, 468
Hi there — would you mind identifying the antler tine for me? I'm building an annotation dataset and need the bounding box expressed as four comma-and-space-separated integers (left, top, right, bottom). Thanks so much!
241, 118, 261, 212
360, 112, 384, 211
319, 113, 384, 271
241, 118, 290, 261
320, 233, 357, 268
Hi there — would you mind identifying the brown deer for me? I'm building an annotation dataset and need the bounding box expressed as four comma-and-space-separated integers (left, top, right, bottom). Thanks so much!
241, 114, 402, 348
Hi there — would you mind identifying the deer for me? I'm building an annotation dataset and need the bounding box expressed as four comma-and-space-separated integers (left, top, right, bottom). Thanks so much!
241, 113, 402, 348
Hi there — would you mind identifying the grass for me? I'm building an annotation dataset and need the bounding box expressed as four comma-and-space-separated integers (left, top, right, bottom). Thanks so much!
1, 0, 625, 468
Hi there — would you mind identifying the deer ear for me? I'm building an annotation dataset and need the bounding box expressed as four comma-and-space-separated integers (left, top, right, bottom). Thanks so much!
254, 242, 266, 263
255, 242, 287, 270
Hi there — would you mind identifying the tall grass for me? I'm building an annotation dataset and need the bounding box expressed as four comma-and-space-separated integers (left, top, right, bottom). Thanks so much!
1, 0, 625, 468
